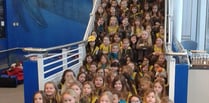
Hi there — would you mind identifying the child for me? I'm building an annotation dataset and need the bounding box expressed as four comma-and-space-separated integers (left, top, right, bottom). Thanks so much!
128, 95, 141, 103
86, 35, 100, 61
58, 69, 76, 90
108, 43, 121, 62
161, 96, 173, 103
33, 90, 47, 103
83, 54, 94, 72
80, 81, 97, 103
118, 17, 132, 39
136, 31, 153, 62
99, 91, 114, 103
99, 36, 111, 55
143, 89, 160, 103
44, 81, 61, 103
68, 81, 83, 102
153, 79, 167, 99
93, 74, 106, 97
138, 78, 152, 99
77, 72, 87, 84
129, 35, 138, 63
111, 75, 131, 102
120, 38, 133, 66
132, 18, 144, 36
60, 89, 78, 103
98, 54, 110, 70
107, 16, 119, 38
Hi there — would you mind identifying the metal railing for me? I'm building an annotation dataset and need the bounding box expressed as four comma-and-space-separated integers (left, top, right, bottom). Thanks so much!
23, 41, 86, 90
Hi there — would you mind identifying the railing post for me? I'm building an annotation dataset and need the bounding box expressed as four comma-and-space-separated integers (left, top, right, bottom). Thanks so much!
62, 48, 68, 70
167, 56, 176, 102
37, 54, 44, 90
79, 43, 86, 64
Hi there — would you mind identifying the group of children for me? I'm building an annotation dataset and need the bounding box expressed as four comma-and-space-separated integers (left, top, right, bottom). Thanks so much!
33, 0, 173, 103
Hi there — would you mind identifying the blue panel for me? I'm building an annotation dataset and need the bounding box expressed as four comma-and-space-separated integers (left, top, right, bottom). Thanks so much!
23, 60, 39, 103
5, 0, 93, 48
175, 64, 189, 103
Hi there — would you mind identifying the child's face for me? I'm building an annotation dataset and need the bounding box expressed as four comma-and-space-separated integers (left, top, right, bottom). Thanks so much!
90, 64, 97, 73
103, 37, 110, 45
113, 94, 119, 103
112, 45, 119, 53
89, 41, 96, 46
86, 56, 93, 63
65, 72, 75, 81
122, 40, 130, 48
44, 83, 56, 96
100, 95, 111, 103
83, 84, 92, 95
78, 73, 86, 83
97, 69, 105, 76
154, 82, 163, 95
131, 36, 137, 43
101, 56, 107, 63
62, 94, 76, 103
114, 80, 122, 91
71, 85, 81, 96
34, 93, 43, 103
130, 96, 141, 103
146, 92, 156, 103
113, 35, 121, 42
95, 77, 104, 88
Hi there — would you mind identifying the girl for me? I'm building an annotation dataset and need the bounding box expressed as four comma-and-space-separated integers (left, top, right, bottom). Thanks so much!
107, 16, 119, 38
108, 43, 121, 62
44, 81, 61, 103
118, 17, 132, 39
86, 35, 100, 61
111, 75, 131, 102
143, 89, 160, 103
77, 72, 87, 84
80, 81, 97, 103
99, 91, 114, 103
99, 36, 111, 55
132, 18, 144, 36
130, 35, 139, 63
152, 37, 164, 56
137, 78, 152, 99
33, 90, 47, 103
153, 79, 167, 99
95, 5, 108, 22
156, 25, 164, 41
95, 17, 107, 40
60, 89, 78, 103
83, 54, 94, 72
112, 33, 122, 47
98, 54, 110, 70
93, 74, 106, 97
69, 81, 83, 102
129, 5, 141, 25
58, 69, 76, 90
128, 95, 141, 103
136, 31, 153, 62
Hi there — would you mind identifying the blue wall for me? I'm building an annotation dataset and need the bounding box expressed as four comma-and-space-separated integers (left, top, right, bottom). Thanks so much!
2, 0, 92, 48
175, 64, 188, 103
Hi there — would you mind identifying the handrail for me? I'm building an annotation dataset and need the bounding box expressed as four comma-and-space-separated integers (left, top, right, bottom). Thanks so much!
23, 41, 86, 52
83, 0, 101, 41
0, 47, 21, 53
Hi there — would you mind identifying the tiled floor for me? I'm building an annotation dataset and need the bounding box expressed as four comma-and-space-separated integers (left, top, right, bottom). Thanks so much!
0, 84, 24, 103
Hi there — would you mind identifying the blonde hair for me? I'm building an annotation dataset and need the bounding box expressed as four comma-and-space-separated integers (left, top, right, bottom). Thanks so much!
61, 89, 78, 103
99, 91, 113, 103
